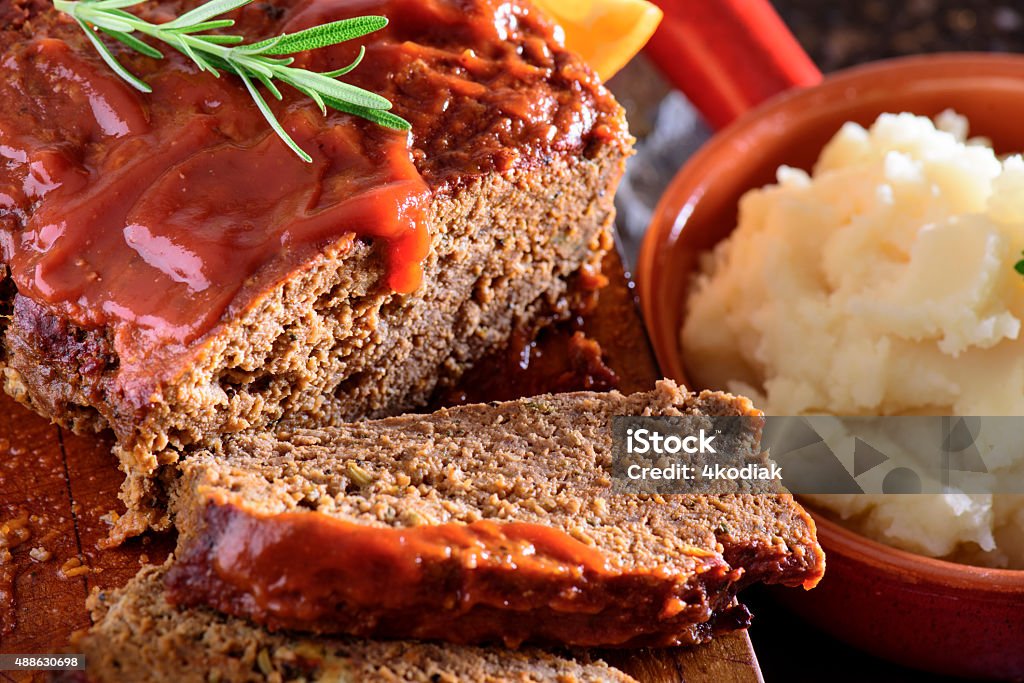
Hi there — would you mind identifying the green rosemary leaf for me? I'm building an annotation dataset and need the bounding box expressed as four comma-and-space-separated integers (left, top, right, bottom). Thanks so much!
292, 82, 327, 115
320, 93, 410, 130
99, 7, 144, 20
174, 35, 203, 66
195, 50, 234, 73
247, 16, 388, 55
238, 71, 312, 163
238, 56, 275, 79
164, 19, 235, 34
190, 49, 219, 75
254, 72, 283, 100
234, 35, 282, 55
74, 18, 152, 92
82, 12, 135, 32
322, 45, 365, 78
90, 0, 147, 9
197, 34, 245, 45
164, 0, 253, 29
282, 68, 391, 109
56, 0, 406, 161
98, 27, 163, 59
253, 55, 295, 67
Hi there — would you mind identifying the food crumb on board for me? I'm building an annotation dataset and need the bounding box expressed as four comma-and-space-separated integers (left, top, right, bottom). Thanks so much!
28, 547, 51, 563
0, 511, 31, 557
100, 510, 120, 526
60, 557, 91, 579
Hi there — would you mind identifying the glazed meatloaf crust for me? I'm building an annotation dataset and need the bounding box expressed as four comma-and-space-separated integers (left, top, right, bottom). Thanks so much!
164, 381, 824, 648
62, 563, 637, 683
0, 0, 631, 538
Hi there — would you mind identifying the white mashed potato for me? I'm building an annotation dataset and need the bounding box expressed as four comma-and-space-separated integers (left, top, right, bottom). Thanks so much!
682, 111, 1024, 568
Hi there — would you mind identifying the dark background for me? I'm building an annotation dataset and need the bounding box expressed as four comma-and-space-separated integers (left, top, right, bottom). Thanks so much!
774, 0, 1024, 72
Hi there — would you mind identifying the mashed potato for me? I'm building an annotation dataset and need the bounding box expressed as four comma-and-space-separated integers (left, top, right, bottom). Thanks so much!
682, 111, 1024, 567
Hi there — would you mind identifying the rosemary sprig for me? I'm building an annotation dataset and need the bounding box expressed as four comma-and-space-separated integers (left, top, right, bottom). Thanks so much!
52, 0, 411, 162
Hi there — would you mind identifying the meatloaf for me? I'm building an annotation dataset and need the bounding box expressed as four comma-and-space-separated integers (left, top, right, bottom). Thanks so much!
62, 562, 636, 683
0, 0, 631, 538
164, 381, 824, 648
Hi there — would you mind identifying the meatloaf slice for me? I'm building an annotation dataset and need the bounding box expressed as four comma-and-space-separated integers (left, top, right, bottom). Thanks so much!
63, 562, 636, 683
164, 381, 824, 649
0, 0, 631, 538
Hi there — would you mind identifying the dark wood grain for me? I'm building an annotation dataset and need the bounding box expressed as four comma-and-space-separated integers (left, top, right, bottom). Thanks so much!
0, 250, 759, 683
60, 429, 174, 597
606, 637, 763, 683
0, 408, 83, 683
0, 403, 90, 655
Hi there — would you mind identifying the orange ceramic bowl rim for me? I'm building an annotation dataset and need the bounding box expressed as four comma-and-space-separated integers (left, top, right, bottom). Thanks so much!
812, 513, 1024, 589
636, 52, 1024, 583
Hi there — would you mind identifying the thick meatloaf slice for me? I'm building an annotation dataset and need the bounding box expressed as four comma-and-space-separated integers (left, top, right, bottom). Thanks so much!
61, 563, 636, 683
164, 380, 824, 648
0, 0, 631, 538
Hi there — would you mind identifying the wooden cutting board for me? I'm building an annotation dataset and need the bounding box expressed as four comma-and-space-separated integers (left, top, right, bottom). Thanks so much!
0, 250, 762, 683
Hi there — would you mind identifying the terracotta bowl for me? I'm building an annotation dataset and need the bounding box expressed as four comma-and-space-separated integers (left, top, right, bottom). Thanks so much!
636, 53, 1024, 680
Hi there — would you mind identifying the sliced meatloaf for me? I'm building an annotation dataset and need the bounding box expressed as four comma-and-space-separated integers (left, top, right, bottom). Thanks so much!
164, 381, 824, 648
62, 563, 636, 683
0, 0, 631, 538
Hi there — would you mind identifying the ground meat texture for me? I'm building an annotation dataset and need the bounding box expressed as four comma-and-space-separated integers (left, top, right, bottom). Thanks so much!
0, 0, 632, 540
60, 562, 637, 683
164, 381, 824, 649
